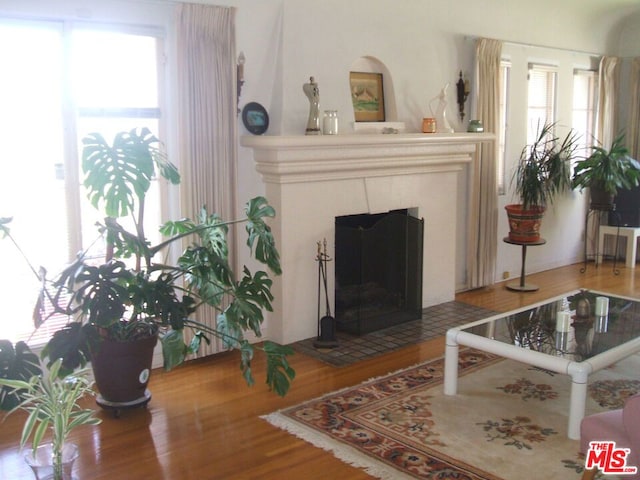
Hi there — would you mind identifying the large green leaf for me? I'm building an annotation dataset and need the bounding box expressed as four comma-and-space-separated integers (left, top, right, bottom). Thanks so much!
262, 341, 296, 397
72, 261, 132, 326
245, 197, 282, 275
82, 128, 179, 218
160, 329, 187, 371
0, 217, 12, 239
223, 268, 274, 336
216, 312, 244, 350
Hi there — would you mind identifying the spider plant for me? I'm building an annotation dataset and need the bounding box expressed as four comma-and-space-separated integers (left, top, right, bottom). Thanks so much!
0, 359, 101, 480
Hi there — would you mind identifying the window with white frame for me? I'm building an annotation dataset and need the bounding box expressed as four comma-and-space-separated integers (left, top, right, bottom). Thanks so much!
497, 59, 511, 195
0, 19, 164, 346
572, 69, 598, 154
527, 63, 557, 143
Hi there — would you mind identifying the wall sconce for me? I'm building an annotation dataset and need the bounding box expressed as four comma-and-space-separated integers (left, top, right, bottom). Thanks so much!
237, 51, 245, 114
456, 70, 470, 122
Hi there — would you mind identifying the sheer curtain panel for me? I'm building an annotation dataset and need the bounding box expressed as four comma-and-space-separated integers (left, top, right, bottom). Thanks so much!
176, 3, 238, 357
596, 56, 620, 149
469, 38, 502, 288
628, 58, 640, 159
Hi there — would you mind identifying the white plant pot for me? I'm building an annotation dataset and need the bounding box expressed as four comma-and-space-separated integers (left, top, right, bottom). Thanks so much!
24, 443, 79, 480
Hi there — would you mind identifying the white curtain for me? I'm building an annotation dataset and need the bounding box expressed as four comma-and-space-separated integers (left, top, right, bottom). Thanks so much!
628, 58, 640, 159
596, 56, 620, 149
176, 3, 238, 357
468, 38, 502, 288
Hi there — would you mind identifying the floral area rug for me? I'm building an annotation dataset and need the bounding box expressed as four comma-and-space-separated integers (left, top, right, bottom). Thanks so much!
263, 349, 640, 479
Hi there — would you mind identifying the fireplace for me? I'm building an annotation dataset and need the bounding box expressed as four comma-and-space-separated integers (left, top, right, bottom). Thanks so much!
242, 132, 493, 345
335, 209, 424, 334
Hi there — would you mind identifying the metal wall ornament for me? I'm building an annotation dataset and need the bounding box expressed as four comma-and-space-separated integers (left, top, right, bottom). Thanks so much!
456, 70, 470, 121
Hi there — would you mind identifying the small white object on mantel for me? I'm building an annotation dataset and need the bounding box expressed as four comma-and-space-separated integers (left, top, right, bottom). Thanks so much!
352, 121, 406, 134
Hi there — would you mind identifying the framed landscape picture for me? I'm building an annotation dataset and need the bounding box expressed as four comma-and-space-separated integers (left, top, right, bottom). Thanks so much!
349, 72, 385, 122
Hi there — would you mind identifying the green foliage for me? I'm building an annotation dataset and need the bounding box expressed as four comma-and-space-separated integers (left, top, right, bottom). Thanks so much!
32, 129, 294, 396
572, 132, 640, 195
263, 341, 296, 397
513, 122, 580, 209
0, 217, 11, 238
82, 128, 179, 218
0, 358, 101, 466
0, 340, 41, 410
245, 197, 282, 275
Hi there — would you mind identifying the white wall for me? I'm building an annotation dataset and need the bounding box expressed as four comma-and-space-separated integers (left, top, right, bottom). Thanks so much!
616, 10, 640, 58
496, 44, 597, 281
2, 0, 640, 342
233, 0, 640, 288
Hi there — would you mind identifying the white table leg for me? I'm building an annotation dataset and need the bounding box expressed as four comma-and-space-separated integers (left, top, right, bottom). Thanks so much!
568, 368, 589, 440
627, 231, 637, 268
597, 229, 605, 266
444, 330, 459, 395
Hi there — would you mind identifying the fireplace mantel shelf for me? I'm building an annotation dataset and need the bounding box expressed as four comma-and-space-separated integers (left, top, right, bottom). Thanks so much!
241, 132, 494, 148
242, 132, 495, 183
241, 131, 495, 344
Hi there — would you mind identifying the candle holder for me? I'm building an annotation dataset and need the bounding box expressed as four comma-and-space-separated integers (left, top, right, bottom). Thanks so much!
456, 71, 470, 122
595, 296, 609, 317
555, 331, 568, 352
595, 315, 608, 333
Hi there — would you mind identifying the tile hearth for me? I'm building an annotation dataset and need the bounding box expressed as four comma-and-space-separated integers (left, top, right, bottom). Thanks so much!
292, 301, 497, 367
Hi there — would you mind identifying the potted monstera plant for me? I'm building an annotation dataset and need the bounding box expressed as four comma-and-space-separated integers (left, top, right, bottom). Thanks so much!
31, 128, 294, 410
506, 122, 580, 242
571, 132, 640, 209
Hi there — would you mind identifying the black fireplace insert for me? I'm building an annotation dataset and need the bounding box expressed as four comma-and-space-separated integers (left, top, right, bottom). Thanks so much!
335, 209, 424, 335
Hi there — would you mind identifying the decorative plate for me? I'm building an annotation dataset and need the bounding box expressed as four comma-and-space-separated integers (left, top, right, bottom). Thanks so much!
242, 102, 269, 135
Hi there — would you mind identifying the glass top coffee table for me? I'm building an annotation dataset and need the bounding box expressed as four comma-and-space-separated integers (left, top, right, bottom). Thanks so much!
444, 289, 640, 439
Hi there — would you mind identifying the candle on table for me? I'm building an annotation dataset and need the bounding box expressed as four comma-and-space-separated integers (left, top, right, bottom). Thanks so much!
595, 296, 609, 317
556, 311, 571, 332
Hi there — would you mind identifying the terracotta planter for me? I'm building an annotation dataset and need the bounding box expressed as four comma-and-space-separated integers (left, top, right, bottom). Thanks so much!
505, 204, 546, 243
91, 334, 157, 408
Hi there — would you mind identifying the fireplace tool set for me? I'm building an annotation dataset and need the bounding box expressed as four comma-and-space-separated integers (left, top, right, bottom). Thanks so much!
314, 239, 339, 349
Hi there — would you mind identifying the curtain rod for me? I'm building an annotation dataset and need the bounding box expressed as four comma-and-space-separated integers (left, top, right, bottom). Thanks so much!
468, 36, 603, 58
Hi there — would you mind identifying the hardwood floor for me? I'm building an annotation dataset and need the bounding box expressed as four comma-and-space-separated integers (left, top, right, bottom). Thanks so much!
1, 261, 639, 479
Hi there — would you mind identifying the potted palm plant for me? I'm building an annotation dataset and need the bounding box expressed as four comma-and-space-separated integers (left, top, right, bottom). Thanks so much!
571, 132, 640, 209
31, 128, 294, 410
0, 358, 101, 480
506, 122, 580, 242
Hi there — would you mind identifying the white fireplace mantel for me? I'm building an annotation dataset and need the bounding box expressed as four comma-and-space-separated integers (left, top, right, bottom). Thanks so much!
241, 132, 494, 345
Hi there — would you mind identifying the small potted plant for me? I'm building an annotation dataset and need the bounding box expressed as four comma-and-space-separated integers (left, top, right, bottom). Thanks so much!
571, 132, 640, 209
506, 122, 580, 242
17, 128, 294, 411
0, 358, 101, 480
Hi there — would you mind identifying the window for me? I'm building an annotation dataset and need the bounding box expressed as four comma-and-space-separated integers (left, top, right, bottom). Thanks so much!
497, 60, 511, 195
0, 20, 163, 346
527, 63, 557, 143
572, 69, 598, 154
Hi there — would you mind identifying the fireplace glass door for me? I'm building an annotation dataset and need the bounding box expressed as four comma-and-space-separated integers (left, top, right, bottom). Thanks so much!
335, 209, 424, 335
